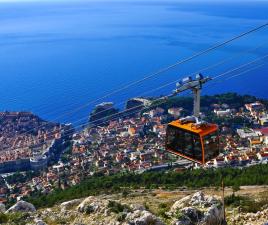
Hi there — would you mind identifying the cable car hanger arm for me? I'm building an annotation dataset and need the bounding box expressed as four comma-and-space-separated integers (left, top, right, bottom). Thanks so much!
158, 74, 212, 122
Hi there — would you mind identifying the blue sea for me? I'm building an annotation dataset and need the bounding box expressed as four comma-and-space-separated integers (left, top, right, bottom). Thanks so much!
0, 0, 268, 125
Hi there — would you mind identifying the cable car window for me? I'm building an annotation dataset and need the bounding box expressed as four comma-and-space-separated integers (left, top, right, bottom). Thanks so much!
204, 131, 219, 161
166, 125, 202, 161
193, 136, 202, 161
166, 125, 182, 152
184, 132, 193, 155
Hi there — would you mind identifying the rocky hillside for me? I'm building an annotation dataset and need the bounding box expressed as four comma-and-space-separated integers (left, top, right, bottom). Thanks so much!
0, 187, 267, 225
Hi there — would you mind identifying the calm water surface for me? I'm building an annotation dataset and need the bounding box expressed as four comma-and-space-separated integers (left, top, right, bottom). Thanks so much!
0, 0, 268, 124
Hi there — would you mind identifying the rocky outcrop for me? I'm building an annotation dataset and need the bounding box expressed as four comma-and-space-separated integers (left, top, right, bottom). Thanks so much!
229, 208, 268, 225
60, 198, 82, 210
124, 209, 164, 225
201, 205, 224, 225
0, 203, 6, 212
75, 196, 165, 225
77, 196, 109, 214
169, 191, 225, 225
125, 98, 151, 110
4, 191, 265, 225
34, 217, 47, 225
6, 200, 36, 213
89, 102, 119, 124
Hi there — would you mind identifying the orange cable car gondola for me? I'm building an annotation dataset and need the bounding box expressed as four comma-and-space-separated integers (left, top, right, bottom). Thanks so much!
165, 74, 220, 164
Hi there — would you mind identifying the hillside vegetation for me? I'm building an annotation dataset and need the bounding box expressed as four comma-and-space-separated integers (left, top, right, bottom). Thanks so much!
25, 164, 268, 208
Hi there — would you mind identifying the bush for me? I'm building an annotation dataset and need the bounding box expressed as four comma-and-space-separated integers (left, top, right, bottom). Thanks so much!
0, 213, 8, 223
157, 202, 170, 218
144, 202, 150, 211
159, 203, 168, 209
225, 193, 268, 213
225, 194, 245, 207
117, 212, 127, 222
108, 201, 126, 214
122, 189, 129, 198
175, 210, 185, 220
1, 212, 29, 225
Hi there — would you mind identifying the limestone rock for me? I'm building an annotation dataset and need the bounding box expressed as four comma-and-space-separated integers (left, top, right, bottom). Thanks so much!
77, 196, 108, 214
170, 195, 191, 212
200, 205, 224, 225
0, 203, 6, 212
6, 200, 36, 213
170, 191, 225, 225
34, 218, 47, 225
130, 204, 146, 211
172, 216, 192, 225
189, 191, 205, 206
60, 198, 82, 210
124, 209, 164, 225
181, 207, 203, 223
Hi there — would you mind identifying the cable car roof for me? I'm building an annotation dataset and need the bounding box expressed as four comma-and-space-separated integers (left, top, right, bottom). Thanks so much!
168, 120, 218, 136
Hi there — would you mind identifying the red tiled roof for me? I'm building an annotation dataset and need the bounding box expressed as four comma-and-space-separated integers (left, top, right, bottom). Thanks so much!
256, 127, 268, 135
216, 157, 225, 162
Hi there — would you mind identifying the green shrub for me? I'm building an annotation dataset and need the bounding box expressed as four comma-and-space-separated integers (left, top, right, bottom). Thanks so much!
144, 202, 150, 211
157, 202, 172, 219
225, 194, 246, 207
0, 213, 8, 223
122, 189, 129, 198
4, 212, 29, 225
225, 194, 268, 213
108, 201, 125, 214
158, 208, 168, 219
175, 210, 184, 220
159, 203, 168, 209
117, 212, 127, 222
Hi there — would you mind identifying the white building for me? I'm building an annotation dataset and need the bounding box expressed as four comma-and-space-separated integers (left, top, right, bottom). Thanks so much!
255, 127, 268, 146
257, 152, 268, 161
149, 107, 164, 118
259, 116, 268, 126
214, 109, 231, 117
213, 157, 226, 168
237, 128, 261, 139
245, 102, 264, 115
168, 107, 183, 117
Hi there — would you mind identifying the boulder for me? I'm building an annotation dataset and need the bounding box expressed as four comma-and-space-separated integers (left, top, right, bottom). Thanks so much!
125, 209, 164, 225
189, 191, 205, 206
181, 207, 203, 223
130, 204, 146, 211
77, 196, 108, 214
200, 205, 224, 225
172, 216, 192, 225
0, 203, 5, 212
34, 218, 47, 225
60, 198, 82, 210
170, 195, 191, 212
169, 191, 225, 225
6, 200, 36, 213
